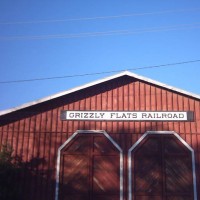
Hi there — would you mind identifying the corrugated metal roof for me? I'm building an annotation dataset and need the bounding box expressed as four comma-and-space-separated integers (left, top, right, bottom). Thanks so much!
0, 71, 200, 116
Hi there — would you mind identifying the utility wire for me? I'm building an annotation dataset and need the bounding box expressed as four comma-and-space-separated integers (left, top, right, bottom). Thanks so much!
0, 7, 200, 25
0, 59, 200, 84
1, 23, 200, 41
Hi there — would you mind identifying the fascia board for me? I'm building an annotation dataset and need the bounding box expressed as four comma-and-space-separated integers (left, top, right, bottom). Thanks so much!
0, 70, 199, 116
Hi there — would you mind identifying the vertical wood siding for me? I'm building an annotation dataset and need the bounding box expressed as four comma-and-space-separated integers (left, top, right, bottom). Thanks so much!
0, 76, 200, 200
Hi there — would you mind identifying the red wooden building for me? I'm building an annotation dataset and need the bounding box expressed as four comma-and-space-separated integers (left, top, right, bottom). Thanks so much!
0, 71, 199, 200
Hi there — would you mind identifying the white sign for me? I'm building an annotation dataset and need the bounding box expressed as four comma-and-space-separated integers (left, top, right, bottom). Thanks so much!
61, 111, 193, 121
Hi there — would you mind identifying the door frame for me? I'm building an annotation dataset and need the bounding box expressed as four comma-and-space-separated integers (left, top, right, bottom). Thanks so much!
55, 130, 123, 200
128, 131, 197, 200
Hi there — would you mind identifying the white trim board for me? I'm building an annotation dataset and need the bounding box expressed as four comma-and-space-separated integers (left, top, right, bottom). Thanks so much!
1, 71, 200, 116
128, 131, 197, 200
55, 130, 123, 200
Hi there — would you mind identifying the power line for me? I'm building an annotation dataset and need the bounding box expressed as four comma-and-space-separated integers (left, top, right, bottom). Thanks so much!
1, 59, 200, 84
0, 7, 200, 25
1, 23, 200, 41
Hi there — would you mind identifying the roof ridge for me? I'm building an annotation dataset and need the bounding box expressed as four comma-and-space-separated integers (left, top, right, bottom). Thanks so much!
0, 71, 199, 116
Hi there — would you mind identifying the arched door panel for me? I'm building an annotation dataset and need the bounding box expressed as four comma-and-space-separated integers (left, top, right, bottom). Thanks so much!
56, 131, 122, 200
128, 132, 196, 200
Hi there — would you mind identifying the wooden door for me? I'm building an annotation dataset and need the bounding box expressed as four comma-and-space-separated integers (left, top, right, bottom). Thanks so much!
129, 134, 194, 200
58, 132, 121, 200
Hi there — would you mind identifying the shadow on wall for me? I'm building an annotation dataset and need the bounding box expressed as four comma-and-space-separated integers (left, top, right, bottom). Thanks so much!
0, 75, 199, 200
0, 144, 55, 200
0, 131, 199, 200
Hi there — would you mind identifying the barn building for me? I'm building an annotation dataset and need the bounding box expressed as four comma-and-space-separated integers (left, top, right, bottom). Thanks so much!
0, 71, 199, 200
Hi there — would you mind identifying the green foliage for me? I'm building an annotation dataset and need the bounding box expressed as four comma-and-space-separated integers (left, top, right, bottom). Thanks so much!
0, 144, 13, 165
0, 144, 21, 200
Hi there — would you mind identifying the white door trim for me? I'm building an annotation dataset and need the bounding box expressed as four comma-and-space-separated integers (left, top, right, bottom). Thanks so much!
55, 130, 123, 200
128, 131, 197, 200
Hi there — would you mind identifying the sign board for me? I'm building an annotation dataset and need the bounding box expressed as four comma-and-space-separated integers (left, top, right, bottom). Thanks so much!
61, 111, 194, 121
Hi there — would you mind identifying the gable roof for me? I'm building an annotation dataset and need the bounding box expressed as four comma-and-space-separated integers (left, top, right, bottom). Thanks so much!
0, 70, 200, 116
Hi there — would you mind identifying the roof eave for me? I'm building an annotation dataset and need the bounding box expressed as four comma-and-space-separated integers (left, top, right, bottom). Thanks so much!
0, 70, 199, 116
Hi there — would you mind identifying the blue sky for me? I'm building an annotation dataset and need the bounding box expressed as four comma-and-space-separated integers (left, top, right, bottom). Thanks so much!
0, 1, 200, 111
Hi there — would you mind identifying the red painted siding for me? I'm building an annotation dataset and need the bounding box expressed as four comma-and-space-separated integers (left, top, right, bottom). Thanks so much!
0, 76, 199, 200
